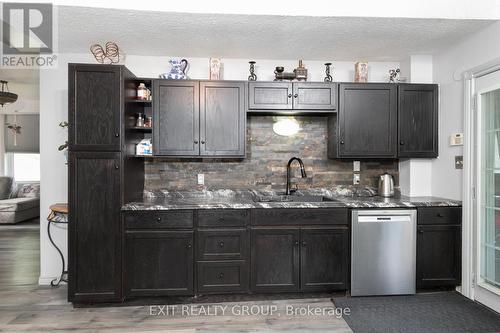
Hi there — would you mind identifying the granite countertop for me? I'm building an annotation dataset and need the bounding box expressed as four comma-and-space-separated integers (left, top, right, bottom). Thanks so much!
122, 188, 461, 211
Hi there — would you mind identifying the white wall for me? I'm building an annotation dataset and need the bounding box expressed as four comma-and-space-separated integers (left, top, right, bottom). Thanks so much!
38, 53, 399, 283
433, 21, 500, 200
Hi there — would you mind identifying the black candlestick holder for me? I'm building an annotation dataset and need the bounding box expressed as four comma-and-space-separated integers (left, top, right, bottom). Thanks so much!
248, 61, 257, 81
324, 62, 333, 82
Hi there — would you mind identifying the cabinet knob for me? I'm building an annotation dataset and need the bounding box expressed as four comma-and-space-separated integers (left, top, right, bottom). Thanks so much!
114, 164, 119, 170
194, 140, 199, 144
340, 140, 345, 145
187, 243, 192, 249
156, 217, 161, 222
294, 241, 299, 246
437, 213, 444, 218
219, 241, 224, 247
400, 140, 405, 145
293, 93, 298, 98
201, 140, 206, 144
218, 272, 224, 279
288, 93, 292, 98
115, 133, 120, 138
302, 241, 307, 246
418, 229, 424, 233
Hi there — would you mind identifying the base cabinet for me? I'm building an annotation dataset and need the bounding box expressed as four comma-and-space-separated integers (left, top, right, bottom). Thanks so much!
300, 227, 349, 292
251, 228, 300, 292
416, 207, 462, 289
250, 225, 349, 293
124, 231, 194, 297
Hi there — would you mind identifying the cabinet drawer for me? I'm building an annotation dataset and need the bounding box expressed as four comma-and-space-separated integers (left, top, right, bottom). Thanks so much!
196, 229, 248, 260
417, 207, 462, 225
197, 260, 248, 293
198, 210, 249, 227
124, 211, 193, 229
252, 209, 349, 226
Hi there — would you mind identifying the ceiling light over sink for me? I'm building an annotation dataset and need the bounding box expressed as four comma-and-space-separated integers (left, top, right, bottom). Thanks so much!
273, 117, 300, 136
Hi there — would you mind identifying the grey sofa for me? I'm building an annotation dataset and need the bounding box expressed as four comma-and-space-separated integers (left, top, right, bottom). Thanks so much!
0, 177, 39, 224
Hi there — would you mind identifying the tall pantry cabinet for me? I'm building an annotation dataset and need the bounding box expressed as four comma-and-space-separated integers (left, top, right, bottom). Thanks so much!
68, 64, 143, 302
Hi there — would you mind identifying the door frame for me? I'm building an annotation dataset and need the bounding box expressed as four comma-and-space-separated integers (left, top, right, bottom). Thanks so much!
463, 57, 500, 310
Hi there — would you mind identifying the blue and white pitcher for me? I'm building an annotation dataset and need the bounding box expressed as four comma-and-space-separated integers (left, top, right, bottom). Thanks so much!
160, 59, 189, 79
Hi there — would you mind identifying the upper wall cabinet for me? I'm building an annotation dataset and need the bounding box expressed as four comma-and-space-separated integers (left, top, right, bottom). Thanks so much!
398, 84, 439, 158
200, 81, 246, 157
330, 83, 398, 158
153, 80, 246, 158
153, 80, 200, 156
248, 82, 336, 113
69, 64, 122, 151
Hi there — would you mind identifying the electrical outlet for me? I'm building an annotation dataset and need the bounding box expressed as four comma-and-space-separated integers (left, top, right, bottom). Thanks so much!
353, 161, 361, 172
198, 174, 205, 185
455, 156, 463, 169
353, 173, 360, 185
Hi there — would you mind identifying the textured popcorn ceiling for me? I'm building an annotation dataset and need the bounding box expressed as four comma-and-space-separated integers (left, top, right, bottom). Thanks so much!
57, 6, 495, 61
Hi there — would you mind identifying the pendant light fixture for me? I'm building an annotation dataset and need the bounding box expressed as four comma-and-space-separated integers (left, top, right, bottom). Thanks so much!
0, 81, 18, 107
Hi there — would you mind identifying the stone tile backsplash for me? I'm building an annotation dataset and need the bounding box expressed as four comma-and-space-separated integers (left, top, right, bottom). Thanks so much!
145, 116, 399, 191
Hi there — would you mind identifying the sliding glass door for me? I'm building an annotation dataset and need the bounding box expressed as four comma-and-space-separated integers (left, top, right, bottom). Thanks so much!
475, 70, 500, 310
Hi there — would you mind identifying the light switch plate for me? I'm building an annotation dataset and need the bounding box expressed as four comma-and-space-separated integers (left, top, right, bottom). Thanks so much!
353, 161, 361, 172
450, 133, 464, 146
455, 156, 463, 169
198, 174, 205, 185
353, 173, 360, 185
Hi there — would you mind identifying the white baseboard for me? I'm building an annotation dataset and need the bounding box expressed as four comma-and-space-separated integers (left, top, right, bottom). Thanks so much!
38, 276, 57, 285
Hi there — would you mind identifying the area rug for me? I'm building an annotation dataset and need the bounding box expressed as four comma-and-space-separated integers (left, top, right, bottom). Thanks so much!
332, 291, 500, 333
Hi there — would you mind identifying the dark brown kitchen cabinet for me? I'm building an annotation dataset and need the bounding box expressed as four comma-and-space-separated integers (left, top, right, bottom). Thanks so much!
200, 81, 246, 156
398, 84, 439, 158
250, 228, 300, 292
292, 82, 337, 110
153, 80, 200, 156
248, 82, 293, 110
333, 83, 397, 158
124, 231, 194, 297
68, 64, 122, 151
153, 80, 245, 157
68, 152, 121, 302
248, 82, 336, 112
416, 207, 462, 289
300, 227, 349, 292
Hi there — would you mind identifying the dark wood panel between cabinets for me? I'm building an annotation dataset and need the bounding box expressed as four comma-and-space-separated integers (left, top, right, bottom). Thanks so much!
252, 208, 349, 226
198, 210, 249, 228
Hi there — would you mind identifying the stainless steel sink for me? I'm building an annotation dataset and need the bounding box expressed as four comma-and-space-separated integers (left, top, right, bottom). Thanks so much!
253, 194, 336, 203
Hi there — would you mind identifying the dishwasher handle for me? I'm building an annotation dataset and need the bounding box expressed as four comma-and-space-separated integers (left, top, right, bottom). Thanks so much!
357, 215, 412, 223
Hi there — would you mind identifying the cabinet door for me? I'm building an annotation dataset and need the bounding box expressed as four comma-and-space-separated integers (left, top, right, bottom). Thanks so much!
292, 82, 336, 110
248, 82, 293, 110
416, 225, 461, 288
68, 152, 121, 302
68, 64, 121, 151
250, 228, 300, 292
338, 83, 397, 158
153, 80, 200, 156
398, 84, 439, 158
124, 231, 194, 297
300, 227, 349, 292
200, 81, 246, 156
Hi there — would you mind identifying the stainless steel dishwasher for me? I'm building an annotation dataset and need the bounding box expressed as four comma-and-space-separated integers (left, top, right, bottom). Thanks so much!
351, 209, 417, 296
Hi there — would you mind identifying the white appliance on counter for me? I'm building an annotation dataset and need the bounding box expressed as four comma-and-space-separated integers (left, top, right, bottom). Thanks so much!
351, 209, 417, 296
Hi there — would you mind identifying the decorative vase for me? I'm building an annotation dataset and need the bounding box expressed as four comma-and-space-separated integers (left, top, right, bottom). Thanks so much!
160, 59, 189, 79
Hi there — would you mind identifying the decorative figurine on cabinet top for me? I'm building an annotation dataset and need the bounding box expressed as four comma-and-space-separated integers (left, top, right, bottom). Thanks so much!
160, 59, 189, 80
354, 61, 368, 83
209, 58, 222, 80
388, 68, 401, 83
294, 60, 307, 81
